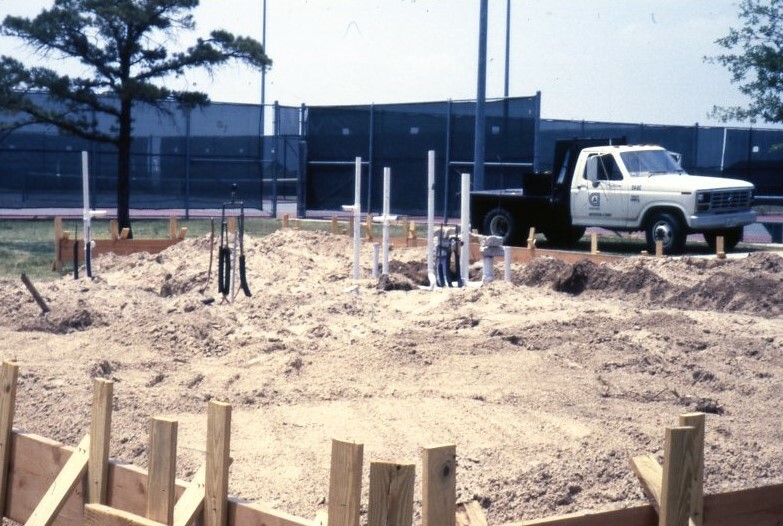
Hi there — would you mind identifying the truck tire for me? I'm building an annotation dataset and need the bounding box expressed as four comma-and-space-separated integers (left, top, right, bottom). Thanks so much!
704, 227, 743, 252
544, 225, 586, 247
483, 207, 523, 246
646, 212, 687, 255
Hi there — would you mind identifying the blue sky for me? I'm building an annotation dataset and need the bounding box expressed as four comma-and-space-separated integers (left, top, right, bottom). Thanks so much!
0, 0, 763, 127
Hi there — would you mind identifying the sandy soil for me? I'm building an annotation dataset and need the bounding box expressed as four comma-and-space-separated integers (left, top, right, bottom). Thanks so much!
1, 229, 782, 524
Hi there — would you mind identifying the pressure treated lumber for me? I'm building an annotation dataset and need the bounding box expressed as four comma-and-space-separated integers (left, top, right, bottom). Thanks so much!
660, 426, 696, 526
25, 434, 90, 526
89, 379, 114, 505
630, 454, 664, 513
422, 445, 456, 526
205, 401, 231, 526
171, 464, 206, 526
147, 418, 178, 524
327, 439, 363, 526
0, 361, 18, 517
678, 414, 705, 526
85, 503, 165, 526
368, 461, 415, 526
455, 501, 487, 526
5, 431, 314, 526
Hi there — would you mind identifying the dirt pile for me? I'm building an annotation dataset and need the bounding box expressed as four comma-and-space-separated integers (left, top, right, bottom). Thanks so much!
0, 231, 781, 524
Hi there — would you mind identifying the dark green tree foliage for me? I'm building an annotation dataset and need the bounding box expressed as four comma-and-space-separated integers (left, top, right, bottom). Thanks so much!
0, 0, 270, 235
710, 0, 783, 124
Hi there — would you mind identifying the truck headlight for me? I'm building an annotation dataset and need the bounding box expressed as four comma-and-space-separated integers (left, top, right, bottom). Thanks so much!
696, 191, 711, 211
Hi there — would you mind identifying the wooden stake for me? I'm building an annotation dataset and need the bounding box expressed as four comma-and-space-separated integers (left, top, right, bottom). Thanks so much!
328, 440, 364, 526
168, 217, 177, 240
365, 214, 374, 241
678, 413, 705, 526
660, 426, 696, 526
408, 221, 417, 240
716, 236, 726, 259
0, 361, 18, 518
205, 401, 231, 526
177, 228, 188, 241
120, 228, 130, 240
110, 220, 119, 241
591, 232, 599, 254
147, 417, 178, 525
527, 227, 537, 258
21, 273, 51, 314
88, 379, 113, 505
53, 217, 63, 271
368, 461, 415, 526
282, 214, 290, 229
629, 453, 664, 513
331, 216, 339, 235
347, 216, 354, 237
422, 445, 456, 526
656, 239, 664, 258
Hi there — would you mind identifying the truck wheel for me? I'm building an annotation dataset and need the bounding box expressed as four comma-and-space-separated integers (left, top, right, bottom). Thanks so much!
544, 226, 586, 247
483, 207, 522, 245
646, 212, 686, 255
704, 227, 743, 252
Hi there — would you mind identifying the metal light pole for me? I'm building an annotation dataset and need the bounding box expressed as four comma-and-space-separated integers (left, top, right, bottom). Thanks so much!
473, 0, 488, 191
504, 0, 511, 98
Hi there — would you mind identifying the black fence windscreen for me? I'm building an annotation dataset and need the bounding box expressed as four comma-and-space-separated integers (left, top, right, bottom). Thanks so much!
304, 96, 540, 217
2, 92, 783, 218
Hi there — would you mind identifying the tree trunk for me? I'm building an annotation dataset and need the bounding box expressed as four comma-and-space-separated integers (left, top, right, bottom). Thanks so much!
117, 97, 133, 238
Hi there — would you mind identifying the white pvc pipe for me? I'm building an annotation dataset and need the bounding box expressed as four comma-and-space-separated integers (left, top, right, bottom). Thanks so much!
81, 151, 90, 249
460, 173, 470, 285
353, 156, 362, 280
427, 150, 435, 279
504, 246, 512, 282
382, 167, 391, 275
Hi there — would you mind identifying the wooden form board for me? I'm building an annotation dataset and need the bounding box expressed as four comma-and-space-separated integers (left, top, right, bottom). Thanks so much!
0, 361, 19, 518
57, 239, 181, 265
4, 431, 313, 526
469, 243, 623, 266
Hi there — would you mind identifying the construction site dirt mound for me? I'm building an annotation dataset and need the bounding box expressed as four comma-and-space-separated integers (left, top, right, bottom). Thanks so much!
1, 230, 782, 524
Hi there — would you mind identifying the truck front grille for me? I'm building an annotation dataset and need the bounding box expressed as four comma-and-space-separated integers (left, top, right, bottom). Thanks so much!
710, 189, 752, 211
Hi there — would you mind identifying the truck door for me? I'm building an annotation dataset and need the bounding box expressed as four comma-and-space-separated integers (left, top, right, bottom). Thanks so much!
571, 153, 629, 228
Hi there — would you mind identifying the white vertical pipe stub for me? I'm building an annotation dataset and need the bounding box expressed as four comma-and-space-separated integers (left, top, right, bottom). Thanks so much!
460, 173, 470, 286
382, 167, 391, 275
353, 157, 362, 280
427, 150, 435, 279
81, 151, 90, 246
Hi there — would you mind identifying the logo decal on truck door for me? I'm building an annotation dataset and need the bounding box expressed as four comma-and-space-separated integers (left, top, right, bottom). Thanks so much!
589, 193, 600, 207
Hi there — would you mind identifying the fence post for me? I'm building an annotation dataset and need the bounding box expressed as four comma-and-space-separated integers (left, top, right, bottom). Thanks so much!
422, 445, 456, 526
369, 461, 415, 526
328, 439, 364, 526
659, 426, 696, 526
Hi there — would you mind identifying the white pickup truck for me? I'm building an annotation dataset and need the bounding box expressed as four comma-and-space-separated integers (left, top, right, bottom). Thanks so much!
471, 139, 757, 254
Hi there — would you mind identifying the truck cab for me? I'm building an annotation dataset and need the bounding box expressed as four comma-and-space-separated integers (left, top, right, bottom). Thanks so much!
571, 145, 756, 253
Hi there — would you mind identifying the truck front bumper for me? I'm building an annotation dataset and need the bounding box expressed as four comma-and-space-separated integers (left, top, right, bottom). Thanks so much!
688, 210, 757, 230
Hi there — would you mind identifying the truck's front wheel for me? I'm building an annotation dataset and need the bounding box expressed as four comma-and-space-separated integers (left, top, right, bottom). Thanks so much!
645, 212, 687, 255
483, 207, 523, 245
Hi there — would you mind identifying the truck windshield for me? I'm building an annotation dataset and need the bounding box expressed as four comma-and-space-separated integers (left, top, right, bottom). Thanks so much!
620, 150, 684, 177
